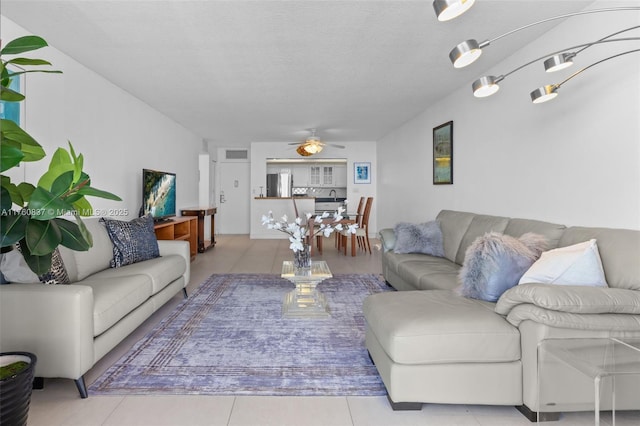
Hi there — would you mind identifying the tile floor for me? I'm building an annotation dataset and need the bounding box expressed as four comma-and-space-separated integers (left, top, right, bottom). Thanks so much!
26, 235, 640, 425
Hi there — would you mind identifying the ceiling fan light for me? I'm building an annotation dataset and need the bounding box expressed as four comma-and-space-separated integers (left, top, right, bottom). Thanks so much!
530, 85, 558, 104
450, 39, 482, 68
303, 142, 323, 154
296, 145, 313, 156
472, 75, 500, 97
544, 53, 575, 72
433, 0, 476, 22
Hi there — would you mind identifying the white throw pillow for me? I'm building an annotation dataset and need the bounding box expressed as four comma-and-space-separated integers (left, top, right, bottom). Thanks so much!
518, 239, 608, 287
0, 249, 39, 283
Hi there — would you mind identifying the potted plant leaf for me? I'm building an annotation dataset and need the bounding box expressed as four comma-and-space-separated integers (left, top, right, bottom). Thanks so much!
1, 35, 121, 275
0, 35, 121, 423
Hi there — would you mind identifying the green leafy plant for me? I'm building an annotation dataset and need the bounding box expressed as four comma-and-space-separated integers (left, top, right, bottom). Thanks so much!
1, 35, 121, 275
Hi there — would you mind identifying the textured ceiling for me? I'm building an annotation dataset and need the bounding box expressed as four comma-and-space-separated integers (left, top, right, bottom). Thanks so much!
1, 0, 593, 146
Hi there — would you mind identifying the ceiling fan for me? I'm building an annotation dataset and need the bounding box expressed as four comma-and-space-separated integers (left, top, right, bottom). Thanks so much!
289, 129, 345, 157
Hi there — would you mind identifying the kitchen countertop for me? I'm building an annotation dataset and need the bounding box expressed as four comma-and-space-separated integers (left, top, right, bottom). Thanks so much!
254, 197, 346, 201
254, 197, 316, 200
254, 197, 347, 202
314, 197, 347, 202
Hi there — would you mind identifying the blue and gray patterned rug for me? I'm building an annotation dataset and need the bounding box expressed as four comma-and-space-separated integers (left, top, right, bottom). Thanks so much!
90, 273, 391, 396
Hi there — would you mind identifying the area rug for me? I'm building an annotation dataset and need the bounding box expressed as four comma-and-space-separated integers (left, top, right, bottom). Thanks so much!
89, 273, 392, 396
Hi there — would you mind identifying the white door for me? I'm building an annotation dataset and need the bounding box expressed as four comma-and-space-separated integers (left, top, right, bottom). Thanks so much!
218, 162, 250, 234
198, 154, 212, 238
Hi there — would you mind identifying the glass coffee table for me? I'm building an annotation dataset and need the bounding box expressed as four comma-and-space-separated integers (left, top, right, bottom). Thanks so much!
281, 260, 332, 318
537, 337, 640, 425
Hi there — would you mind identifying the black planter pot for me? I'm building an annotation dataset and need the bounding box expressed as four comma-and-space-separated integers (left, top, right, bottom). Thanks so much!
0, 352, 37, 426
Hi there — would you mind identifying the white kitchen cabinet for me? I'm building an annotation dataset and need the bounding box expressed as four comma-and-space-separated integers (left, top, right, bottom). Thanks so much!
292, 164, 309, 186
334, 165, 347, 187
309, 166, 321, 186
266, 165, 281, 174
322, 166, 333, 186
285, 163, 348, 188
309, 166, 337, 187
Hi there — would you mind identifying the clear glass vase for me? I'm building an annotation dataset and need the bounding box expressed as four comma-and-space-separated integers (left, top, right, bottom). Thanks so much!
293, 244, 311, 269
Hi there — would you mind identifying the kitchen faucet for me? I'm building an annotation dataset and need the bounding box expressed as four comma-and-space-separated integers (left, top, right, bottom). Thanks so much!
329, 189, 337, 201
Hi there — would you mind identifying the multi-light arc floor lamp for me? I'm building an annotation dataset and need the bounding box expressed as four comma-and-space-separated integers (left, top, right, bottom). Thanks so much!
529, 48, 640, 103
432, 1, 640, 103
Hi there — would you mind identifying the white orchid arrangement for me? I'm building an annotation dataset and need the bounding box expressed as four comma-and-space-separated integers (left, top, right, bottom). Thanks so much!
261, 205, 358, 253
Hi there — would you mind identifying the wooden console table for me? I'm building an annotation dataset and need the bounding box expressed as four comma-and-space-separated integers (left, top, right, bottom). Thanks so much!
153, 216, 197, 260
180, 206, 217, 253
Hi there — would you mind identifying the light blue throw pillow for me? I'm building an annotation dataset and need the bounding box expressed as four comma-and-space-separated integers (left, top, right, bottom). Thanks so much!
393, 221, 445, 257
457, 232, 547, 302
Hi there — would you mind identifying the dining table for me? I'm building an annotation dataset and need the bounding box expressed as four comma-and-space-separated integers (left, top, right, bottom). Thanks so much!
308, 216, 358, 256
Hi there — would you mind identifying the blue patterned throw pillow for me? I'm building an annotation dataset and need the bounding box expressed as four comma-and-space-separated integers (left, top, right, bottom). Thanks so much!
100, 215, 160, 268
39, 247, 71, 284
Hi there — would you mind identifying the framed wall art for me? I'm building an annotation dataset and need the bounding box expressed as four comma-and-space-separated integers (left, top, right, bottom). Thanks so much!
433, 121, 453, 185
0, 67, 24, 125
354, 162, 371, 184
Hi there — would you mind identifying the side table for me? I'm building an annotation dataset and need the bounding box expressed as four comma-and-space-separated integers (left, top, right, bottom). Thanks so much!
537, 338, 640, 425
153, 216, 197, 260
180, 207, 216, 253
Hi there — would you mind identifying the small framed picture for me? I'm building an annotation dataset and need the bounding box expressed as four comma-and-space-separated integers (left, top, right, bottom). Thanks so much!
433, 121, 453, 185
354, 162, 371, 184
0, 65, 25, 126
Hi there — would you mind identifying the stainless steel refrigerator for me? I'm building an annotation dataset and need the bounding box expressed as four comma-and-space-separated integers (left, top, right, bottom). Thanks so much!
266, 173, 292, 197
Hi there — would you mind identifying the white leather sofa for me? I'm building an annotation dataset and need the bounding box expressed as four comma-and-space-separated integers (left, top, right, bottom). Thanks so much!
367, 210, 640, 420
0, 218, 190, 398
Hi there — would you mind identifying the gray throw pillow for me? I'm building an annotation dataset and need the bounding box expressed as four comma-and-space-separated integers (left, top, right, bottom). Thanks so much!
393, 221, 445, 257
101, 215, 160, 268
457, 232, 547, 302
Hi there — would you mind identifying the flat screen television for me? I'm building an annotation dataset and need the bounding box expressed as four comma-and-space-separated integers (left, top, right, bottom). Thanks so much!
142, 168, 176, 221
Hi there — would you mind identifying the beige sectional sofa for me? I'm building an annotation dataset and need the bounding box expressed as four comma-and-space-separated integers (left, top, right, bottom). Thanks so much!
0, 218, 190, 398
366, 210, 640, 420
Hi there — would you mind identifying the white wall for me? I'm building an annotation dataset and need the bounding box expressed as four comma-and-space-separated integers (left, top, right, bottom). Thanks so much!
249, 141, 377, 238
1, 17, 202, 219
377, 1, 640, 230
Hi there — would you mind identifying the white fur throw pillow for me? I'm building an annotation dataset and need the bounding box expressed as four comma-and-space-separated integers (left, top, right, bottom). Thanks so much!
393, 221, 445, 257
458, 232, 548, 302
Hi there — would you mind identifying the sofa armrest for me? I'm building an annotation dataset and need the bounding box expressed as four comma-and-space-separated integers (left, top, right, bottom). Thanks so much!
158, 240, 190, 286
0, 283, 95, 379
378, 228, 396, 252
496, 283, 640, 316
500, 303, 640, 330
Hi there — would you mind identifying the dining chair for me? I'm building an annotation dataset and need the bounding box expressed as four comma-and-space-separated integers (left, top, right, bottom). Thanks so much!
292, 197, 311, 247
354, 196, 367, 250
292, 197, 300, 219
341, 196, 373, 255
293, 197, 322, 253
289, 198, 325, 255
337, 196, 365, 251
